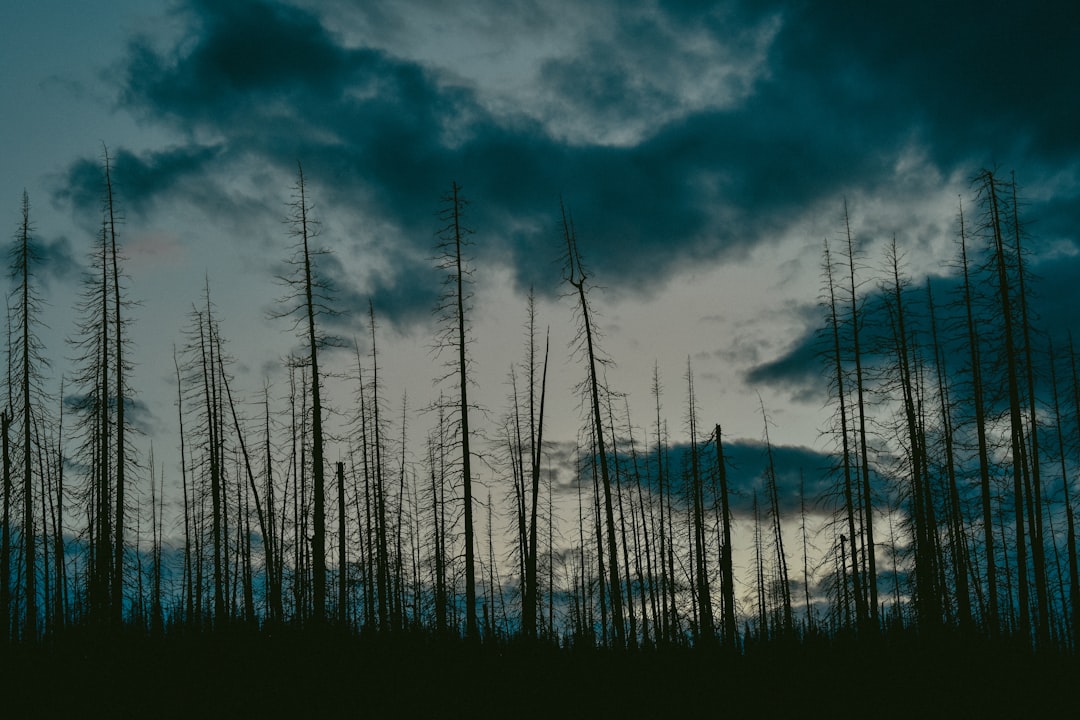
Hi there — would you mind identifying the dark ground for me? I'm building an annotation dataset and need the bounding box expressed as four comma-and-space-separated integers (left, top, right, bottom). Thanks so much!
0, 629, 1074, 718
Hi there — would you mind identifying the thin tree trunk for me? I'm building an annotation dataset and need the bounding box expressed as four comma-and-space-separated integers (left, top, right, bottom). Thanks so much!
714, 425, 737, 647
337, 461, 347, 626
825, 239, 867, 630
844, 204, 878, 624
686, 361, 713, 644
958, 199, 999, 635
983, 170, 1030, 642
1010, 175, 1050, 646
1, 411, 11, 640
928, 283, 972, 629
1064, 337, 1080, 648
562, 205, 625, 648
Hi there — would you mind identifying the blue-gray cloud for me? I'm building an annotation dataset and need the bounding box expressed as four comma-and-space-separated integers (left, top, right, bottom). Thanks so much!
55, 144, 224, 219
631, 437, 834, 519
52, 0, 1080, 331
743, 235, 1080, 408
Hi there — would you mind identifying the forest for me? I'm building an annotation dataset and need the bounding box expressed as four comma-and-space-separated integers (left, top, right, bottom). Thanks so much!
1, 155, 1078, 711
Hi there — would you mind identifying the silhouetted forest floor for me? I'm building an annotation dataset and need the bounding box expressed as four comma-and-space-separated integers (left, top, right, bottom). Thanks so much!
0, 629, 1074, 717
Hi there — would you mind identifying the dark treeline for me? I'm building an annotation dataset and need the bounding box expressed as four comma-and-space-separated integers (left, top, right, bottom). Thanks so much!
3, 157, 1080, 666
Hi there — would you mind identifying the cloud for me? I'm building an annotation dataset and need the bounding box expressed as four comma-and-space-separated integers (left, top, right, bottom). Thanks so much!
51, 0, 1080, 331
535, 1, 778, 145
578, 434, 834, 519
54, 144, 224, 219
744, 327, 823, 402
709, 438, 835, 518
63, 393, 159, 436
16, 235, 82, 289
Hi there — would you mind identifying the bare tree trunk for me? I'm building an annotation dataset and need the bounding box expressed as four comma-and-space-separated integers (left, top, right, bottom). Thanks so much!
928, 283, 972, 630
1, 411, 10, 640
824, 239, 867, 630
174, 347, 195, 627
760, 398, 793, 633
1060, 338, 1080, 649
981, 170, 1030, 642
800, 471, 814, 632
1010, 175, 1050, 646
753, 491, 767, 639
715, 425, 737, 647
843, 204, 878, 624
53, 388, 67, 630
624, 401, 653, 648
610, 400, 638, 648
366, 306, 390, 632
337, 461, 347, 626
523, 307, 550, 641
686, 361, 713, 644
451, 185, 477, 639
292, 165, 327, 623
561, 205, 625, 649
958, 199, 998, 635
263, 384, 282, 624
885, 240, 939, 629
17, 194, 38, 638
653, 366, 671, 644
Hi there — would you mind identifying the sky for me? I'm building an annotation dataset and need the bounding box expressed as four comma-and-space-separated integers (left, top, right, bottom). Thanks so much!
2, 0, 1080, 599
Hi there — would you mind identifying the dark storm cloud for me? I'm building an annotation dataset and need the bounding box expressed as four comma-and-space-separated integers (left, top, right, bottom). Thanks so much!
627, 438, 833, 519
64, 393, 158, 435
744, 327, 822, 401
55, 144, 223, 218
12, 235, 83, 289
122, 0, 356, 122
744, 237, 1080, 401
37, 236, 81, 285
56, 0, 1080, 327
711, 439, 833, 518
307, 242, 440, 332
770, 1, 1080, 169
1028, 253, 1080, 348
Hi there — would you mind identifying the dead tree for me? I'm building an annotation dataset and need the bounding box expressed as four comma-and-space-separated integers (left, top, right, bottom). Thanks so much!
433, 182, 479, 639
560, 202, 626, 649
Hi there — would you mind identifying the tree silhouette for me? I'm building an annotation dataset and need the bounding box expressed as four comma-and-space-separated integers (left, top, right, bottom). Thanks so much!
9, 191, 49, 638
822, 238, 868, 631
521, 291, 550, 641
842, 205, 878, 626
956, 196, 999, 635
561, 202, 626, 649
273, 162, 337, 624
432, 182, 479, 639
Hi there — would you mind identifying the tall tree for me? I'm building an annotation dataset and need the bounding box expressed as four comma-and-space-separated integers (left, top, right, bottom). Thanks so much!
842, 205, 878, 624
957, 197, 999, 635
927, 282, 972, 630
823, 238, 868, 630
977, 169, 1029, 642
883, 239, 939, 629
366, 303, 391, 631
337, 461, 347, 625
715, 424, 737, 646
10, 191, 49, 638
1008, 174, 1051, 646
561, 203, 626, 649
521, 292, 550, 641
760, 397, 793, 633
274, 162, 335, 623
102, 150, 130, 627
1052, 338, 1079, 649
685, 360, 713, 643
1, 410, 11, 639
433, 182, 478, 639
